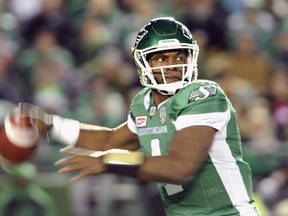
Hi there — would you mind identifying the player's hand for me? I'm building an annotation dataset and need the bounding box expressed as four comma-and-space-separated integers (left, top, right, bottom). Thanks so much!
14, 102, 53, 136
36, 118, 52, 135
2, 103, 51, 164
54, 155, 107, 181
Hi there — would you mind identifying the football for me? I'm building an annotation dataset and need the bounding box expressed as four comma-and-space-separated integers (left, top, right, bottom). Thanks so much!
0, 113, 40, 164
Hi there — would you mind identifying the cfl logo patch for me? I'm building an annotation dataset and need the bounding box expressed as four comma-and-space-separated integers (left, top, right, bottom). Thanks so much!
136, 116, 147, 128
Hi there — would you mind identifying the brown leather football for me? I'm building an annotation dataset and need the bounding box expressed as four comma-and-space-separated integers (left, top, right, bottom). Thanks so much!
0, 114, 40, 164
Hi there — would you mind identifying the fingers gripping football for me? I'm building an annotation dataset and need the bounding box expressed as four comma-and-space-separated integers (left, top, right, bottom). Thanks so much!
0, 103, 52, 163
5, 103, 52, 137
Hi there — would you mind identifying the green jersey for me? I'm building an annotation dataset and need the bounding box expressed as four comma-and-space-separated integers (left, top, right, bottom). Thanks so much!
127, 80, 258, 216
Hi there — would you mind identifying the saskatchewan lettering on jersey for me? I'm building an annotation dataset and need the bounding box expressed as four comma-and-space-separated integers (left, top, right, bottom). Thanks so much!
138, 125, 168, 136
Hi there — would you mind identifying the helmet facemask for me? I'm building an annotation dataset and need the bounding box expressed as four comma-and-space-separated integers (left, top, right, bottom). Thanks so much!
134, 42, 199, 95
132, 17, 199, 95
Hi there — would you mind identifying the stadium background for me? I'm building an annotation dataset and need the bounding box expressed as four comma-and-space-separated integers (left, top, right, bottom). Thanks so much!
0, 0, 288, 215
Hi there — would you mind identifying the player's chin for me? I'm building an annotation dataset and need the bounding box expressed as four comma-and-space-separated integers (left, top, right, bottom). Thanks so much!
163, 77, 181, 83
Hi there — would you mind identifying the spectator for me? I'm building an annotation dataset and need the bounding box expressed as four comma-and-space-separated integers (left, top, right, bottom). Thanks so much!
266, 65, 288, 141
224, 32, 271, 94
180, 0, 229, 53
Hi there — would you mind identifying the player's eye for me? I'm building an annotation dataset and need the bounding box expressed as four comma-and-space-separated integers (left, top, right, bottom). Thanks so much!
157, 57, 166, 62
175, 54, 186, 62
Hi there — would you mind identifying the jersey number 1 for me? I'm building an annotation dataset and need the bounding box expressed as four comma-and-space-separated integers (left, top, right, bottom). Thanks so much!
151, 139, 161, 156
151, 139, 184, 195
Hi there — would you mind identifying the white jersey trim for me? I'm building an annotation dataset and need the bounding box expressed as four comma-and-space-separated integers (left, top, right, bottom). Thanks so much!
174, 110, 257, 215
127, 113, 137, 134
208, 110, 256, 215
173, 110, 230, 131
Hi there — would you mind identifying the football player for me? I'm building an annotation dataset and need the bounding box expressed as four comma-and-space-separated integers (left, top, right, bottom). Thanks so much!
8, 17, 260, 216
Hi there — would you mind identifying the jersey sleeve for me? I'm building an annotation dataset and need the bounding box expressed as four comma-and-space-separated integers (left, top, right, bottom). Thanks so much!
126, 88, 150, 134
172, 81, 231, 131
173, 110, 230, 131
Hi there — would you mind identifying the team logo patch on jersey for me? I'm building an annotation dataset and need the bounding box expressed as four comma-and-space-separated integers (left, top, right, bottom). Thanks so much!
160, 107, 166, 124
188, 85, 217, 103
149, 106, 156, 116
136, 116, 147, 127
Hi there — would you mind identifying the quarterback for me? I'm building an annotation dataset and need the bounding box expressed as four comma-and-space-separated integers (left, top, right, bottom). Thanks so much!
9, 17, 260, 215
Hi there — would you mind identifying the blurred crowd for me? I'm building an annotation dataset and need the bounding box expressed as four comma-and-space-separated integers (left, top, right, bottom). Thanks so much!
0, 0, 288, 215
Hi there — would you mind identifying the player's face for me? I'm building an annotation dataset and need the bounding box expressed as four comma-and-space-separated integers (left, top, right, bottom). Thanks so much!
148, 50, 187, 84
